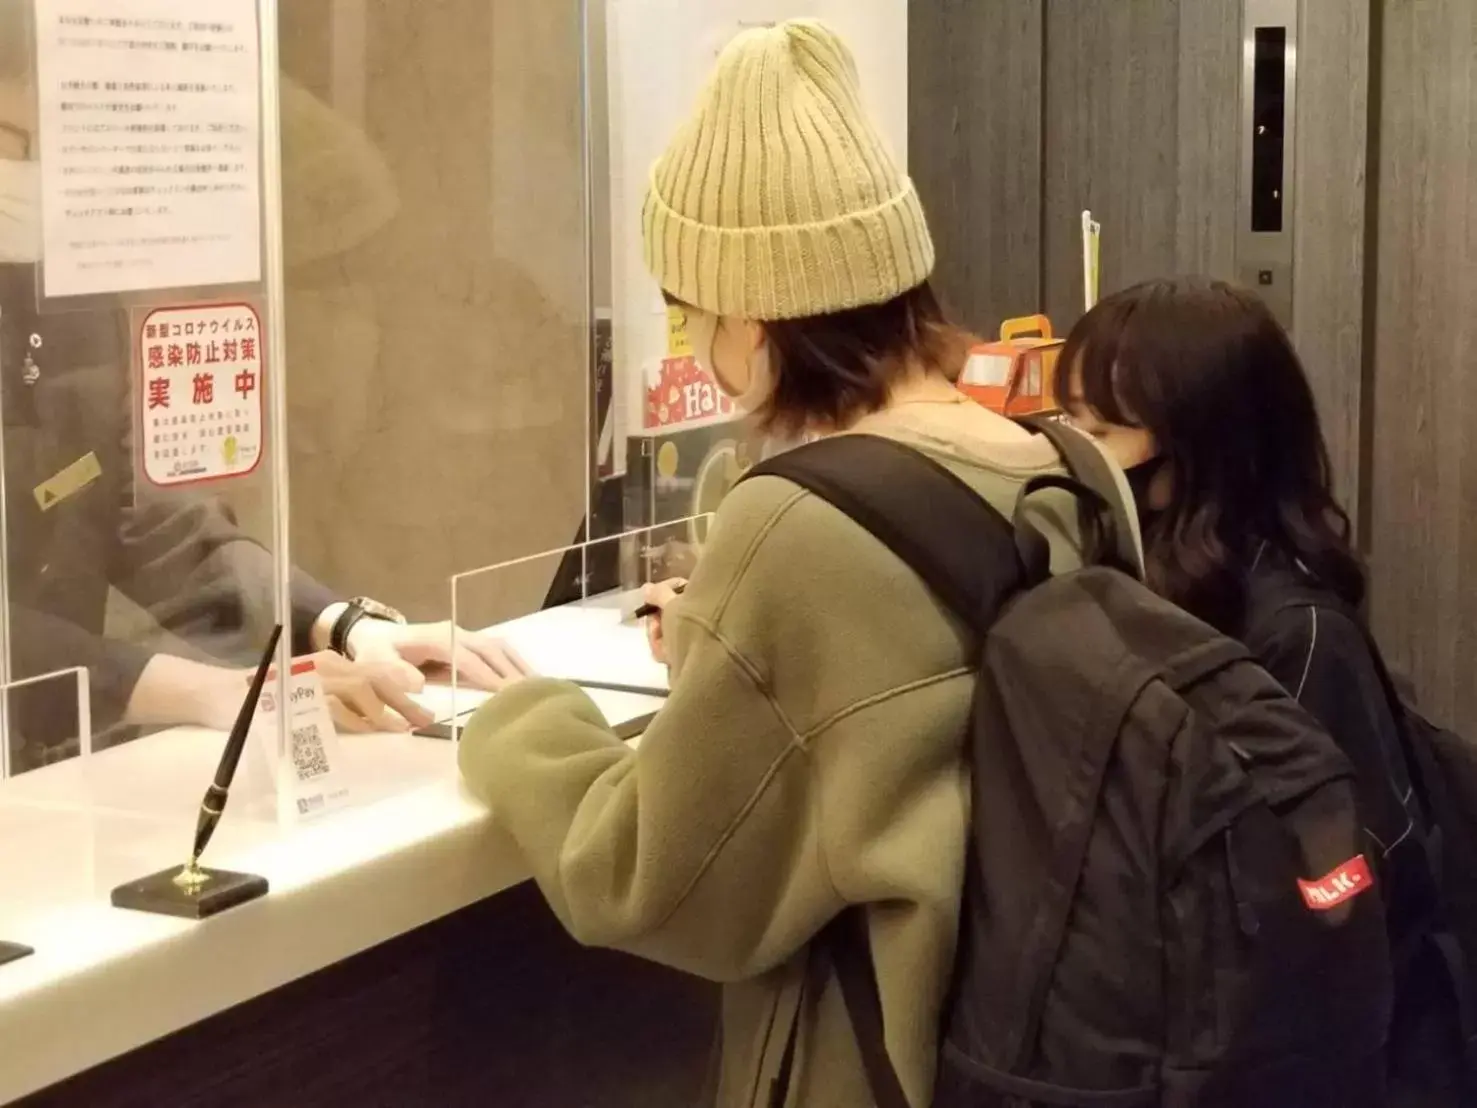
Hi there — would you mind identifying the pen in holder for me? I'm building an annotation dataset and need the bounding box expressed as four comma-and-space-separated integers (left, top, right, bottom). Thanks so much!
110, 626, 282, 921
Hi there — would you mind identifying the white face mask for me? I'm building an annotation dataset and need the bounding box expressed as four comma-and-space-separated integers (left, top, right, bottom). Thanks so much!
686, 309, 772, 413
0, 158, 41, 264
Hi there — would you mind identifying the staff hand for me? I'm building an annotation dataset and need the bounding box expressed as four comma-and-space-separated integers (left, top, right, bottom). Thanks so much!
309, 650, 434, 734
349, 620, 534, 691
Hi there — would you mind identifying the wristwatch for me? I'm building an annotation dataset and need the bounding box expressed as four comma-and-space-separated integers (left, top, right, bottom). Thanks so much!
330, 597, 407, 659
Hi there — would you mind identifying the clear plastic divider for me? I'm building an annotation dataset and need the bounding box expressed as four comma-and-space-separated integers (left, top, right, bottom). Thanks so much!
0, 667, 88, 778
446, 515, 709, 740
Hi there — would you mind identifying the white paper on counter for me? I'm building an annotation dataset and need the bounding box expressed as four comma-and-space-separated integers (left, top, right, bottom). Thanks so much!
494, 606, 671, 692
411, 683, 662, 732
35, 0, 263, 296
410, 684, 492, 724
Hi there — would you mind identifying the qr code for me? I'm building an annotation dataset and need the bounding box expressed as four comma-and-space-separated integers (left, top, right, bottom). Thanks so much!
292, 723, 330, 782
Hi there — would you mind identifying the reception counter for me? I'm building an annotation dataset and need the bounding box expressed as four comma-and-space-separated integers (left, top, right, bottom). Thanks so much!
0, 601, 716, 1107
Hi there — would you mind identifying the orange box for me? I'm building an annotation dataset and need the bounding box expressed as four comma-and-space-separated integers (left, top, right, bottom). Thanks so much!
959, 314, 1063, 417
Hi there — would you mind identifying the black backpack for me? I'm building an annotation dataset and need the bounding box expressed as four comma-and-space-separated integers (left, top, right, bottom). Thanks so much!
1256, 578, 1477, 1100
752, 421, 1393, 1108
1373, 662, 1477, 1093
1377, 676, 1477, 1086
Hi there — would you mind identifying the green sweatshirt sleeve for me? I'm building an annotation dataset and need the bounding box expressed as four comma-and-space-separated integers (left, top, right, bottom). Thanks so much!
457, 595, 839, 984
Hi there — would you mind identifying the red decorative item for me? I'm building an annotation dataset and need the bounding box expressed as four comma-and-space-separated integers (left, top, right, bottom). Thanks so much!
959, 314, 1064, 417
644, 356, 734, 430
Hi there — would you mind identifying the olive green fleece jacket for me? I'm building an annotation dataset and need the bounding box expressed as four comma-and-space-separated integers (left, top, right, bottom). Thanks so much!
458, 406, 1090, 1107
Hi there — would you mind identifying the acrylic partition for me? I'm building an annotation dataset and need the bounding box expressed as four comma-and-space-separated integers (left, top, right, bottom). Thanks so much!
0, 670, 87, 779
0, 0, 308, 933
274, 2, 594, 621
0, 0, 296, 780
445, 517, 707, 741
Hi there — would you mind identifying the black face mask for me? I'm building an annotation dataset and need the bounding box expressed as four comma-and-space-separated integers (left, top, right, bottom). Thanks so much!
1125, 456, 1166, 526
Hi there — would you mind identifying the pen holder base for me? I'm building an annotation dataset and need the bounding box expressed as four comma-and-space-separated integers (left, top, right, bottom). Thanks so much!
0, 941, 33, 966
111, 866, 268, 920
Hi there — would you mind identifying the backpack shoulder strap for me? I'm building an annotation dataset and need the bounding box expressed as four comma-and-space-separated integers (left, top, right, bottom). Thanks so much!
744, 433, 1021, 629
1021, 415, 1144, 578
743, 434, 1018, 1108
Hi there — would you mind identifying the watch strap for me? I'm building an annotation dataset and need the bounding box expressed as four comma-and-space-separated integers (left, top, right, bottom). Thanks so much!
329, 598, 404, 658
330, 603, 366, 658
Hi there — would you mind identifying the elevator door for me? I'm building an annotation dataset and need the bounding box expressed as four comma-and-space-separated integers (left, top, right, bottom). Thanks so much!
910, 0, 1370, 521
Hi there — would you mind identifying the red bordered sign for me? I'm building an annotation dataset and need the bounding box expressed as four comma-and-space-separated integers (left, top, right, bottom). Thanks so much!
138, 301, 265, 488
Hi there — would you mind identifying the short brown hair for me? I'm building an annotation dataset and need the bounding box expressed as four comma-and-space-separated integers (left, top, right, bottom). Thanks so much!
666, 281, 963, 438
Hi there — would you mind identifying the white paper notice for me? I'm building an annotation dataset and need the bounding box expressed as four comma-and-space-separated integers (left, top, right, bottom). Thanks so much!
34, 1, 262, 297
139, 302, 264, 486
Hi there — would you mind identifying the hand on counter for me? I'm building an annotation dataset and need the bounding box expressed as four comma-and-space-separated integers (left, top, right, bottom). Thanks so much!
642, 579, 687, 666
310, 650, 434, 734
150, 652, 424, 736
347, 620, 534, 692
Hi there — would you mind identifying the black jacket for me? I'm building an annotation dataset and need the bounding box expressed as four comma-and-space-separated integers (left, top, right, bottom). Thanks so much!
1, 265, 336, 770
1246, 564, 1466, 1106
1245, 566, 1423, 894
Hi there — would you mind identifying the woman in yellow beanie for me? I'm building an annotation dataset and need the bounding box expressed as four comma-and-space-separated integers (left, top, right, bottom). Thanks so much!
459, 20, 1082, 1107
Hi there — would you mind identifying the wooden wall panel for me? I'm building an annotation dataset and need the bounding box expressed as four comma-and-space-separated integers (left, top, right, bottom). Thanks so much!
1292, 1, 1370, 526
1369, 0, 1477, 729
909, 0, 1044, 334
914, 0, 1241, 334
1174, 0, 1241, 279
1043, 0, 1181, 329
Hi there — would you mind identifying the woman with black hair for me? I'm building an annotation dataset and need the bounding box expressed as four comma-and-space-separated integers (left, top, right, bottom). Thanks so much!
1061, 276, 1465, 1108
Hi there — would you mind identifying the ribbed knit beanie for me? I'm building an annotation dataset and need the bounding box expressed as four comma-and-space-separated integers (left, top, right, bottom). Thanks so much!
642, 19, 934, 322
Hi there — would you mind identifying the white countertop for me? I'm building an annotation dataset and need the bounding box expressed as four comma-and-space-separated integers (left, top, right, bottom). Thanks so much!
0, 599, 665, 1104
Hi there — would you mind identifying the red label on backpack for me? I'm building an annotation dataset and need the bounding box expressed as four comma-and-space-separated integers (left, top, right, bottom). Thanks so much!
1298, 855, 1375, 911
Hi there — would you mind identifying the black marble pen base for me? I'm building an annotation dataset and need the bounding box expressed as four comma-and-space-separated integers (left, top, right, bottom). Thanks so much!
0, 940, 33, 965
111, 867, 268, 920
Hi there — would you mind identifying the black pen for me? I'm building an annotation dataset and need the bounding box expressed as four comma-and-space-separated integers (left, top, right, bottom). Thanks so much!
185, 625, 282, 873
634, 583, 686, 621
575, 679, 671, 699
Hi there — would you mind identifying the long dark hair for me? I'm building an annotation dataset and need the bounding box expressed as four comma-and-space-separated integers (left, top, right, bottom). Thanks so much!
1063, 277, 1364, 634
